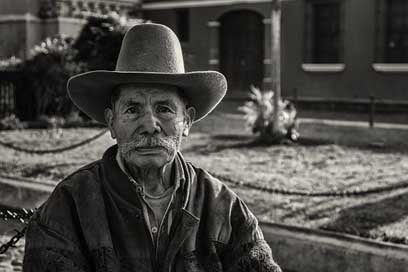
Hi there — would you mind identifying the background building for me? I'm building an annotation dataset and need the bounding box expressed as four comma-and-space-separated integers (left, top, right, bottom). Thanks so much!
1, 0, 408, 108
142, 0, 408, 109
0, 0, 141, 60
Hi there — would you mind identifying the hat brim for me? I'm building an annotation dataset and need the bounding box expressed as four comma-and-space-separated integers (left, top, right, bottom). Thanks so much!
67, 70, 227, 124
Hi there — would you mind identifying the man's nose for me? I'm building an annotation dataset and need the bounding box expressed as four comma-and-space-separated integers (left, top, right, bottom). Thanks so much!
139, 109, 161, 135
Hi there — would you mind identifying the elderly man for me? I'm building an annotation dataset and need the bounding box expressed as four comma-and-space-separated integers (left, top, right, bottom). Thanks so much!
23, 24, 282, 272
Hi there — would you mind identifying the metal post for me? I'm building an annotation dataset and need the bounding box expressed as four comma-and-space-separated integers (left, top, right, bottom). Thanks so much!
293, 88, 298, 106
369, 95, 375, 128
271, 0, 282, 134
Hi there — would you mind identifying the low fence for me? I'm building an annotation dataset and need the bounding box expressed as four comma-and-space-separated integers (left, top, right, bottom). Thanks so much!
0, 71, 20, 118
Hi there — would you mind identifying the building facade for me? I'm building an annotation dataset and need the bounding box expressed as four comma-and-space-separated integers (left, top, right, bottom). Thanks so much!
142, 0, 408, 105
0, 0, 141, 60
1, 0, 408, 104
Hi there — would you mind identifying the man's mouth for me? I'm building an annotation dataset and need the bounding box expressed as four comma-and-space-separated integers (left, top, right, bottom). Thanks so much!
134, 146, 167, 154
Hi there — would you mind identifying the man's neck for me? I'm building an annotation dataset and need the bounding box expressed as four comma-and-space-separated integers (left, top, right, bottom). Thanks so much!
124, 160, 173, 196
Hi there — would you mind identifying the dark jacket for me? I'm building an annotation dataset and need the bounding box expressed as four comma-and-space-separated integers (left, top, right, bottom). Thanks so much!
23, 146, 281, 272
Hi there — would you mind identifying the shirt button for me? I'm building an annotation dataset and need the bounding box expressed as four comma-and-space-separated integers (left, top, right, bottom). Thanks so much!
151, 227, 158, 234
135, 186, 144, 195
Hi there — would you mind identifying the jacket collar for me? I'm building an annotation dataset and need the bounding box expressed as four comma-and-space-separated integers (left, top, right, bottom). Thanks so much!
101, 145, 187, 209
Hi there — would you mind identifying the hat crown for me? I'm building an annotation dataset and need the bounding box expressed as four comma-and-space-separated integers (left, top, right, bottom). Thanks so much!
115, 23, 185, 73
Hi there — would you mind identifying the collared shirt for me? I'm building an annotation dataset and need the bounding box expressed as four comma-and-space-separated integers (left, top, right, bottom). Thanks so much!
115, 151, 183, 246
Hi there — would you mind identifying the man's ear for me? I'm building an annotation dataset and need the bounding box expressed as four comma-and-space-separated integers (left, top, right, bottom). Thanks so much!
183, 106, 196, 137
104, 108, 116, 139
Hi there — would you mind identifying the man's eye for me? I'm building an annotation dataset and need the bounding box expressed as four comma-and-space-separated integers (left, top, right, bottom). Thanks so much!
157, 106, 173, 114
124, 107, 137, 114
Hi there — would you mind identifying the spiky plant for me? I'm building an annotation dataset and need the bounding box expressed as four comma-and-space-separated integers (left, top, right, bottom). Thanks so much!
239, 85, 299, 143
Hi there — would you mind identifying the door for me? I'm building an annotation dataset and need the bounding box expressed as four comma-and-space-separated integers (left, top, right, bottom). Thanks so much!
219, 10, 264, 92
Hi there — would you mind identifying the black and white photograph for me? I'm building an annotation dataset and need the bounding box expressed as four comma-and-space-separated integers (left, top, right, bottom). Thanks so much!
0, 0, 407, 271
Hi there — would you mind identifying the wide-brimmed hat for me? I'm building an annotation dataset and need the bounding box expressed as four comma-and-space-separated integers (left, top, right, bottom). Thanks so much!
67, 23, 227, 124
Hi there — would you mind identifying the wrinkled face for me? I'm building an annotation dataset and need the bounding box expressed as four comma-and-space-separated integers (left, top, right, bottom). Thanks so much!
105, 84, 195, 169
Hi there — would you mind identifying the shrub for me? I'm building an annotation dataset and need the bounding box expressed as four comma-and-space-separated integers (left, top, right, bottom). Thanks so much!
239, 85, 299, 144
17, 35, 85, 120
64, 110, 85, 127
74, 13, 147, 71
0, 114, 26, 130
74, 14, 130, 71
0, 56, 22, 71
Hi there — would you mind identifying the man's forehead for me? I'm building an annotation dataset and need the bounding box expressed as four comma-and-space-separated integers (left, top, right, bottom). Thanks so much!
116, 84, 184, 102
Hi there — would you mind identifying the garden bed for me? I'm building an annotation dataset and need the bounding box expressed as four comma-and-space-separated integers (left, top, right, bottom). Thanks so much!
0, 111, 408, 246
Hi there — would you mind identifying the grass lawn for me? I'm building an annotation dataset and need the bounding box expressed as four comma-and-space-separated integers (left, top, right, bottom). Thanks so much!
1, 106, 408, 245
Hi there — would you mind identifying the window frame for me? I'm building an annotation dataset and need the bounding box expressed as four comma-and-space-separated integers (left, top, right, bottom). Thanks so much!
303, 0, 345, 66
175, 8, 190, 43
373, 0, 408, 72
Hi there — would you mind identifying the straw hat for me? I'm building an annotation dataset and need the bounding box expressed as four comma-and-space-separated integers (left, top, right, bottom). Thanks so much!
67, 23, 227, 124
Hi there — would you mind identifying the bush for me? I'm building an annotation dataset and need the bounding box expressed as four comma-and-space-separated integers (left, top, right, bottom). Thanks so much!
74, 13, 147, 71
0, 114, 26, 130
0, 56, 22, 71
15, 14, 144, 124
239, 85, 299, 144
74, 14, 129, 71
17, 35, 85, 121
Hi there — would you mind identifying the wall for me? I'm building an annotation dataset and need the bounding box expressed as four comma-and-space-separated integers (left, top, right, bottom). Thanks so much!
0, 0, 39, 15
144, 1, 272, 98
281, 0, 408, 102
0, 0, 40, 59
145, 0, 408, 103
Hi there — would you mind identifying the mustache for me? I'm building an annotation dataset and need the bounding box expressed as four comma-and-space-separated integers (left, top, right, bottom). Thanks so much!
118, 135, 179, 154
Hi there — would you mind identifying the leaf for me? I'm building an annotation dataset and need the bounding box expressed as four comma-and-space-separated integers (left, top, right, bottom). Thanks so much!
238, 86, 299, 143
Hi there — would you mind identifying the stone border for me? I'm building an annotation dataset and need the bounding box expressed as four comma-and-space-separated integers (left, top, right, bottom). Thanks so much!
261, 221, 408, 272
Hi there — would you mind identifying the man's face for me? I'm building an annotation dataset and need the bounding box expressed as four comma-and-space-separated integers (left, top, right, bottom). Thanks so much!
105, 84, 195, 169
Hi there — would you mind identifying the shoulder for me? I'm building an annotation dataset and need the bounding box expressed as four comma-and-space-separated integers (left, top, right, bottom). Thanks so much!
46, 158, 103, 200
35, 160, 104, 229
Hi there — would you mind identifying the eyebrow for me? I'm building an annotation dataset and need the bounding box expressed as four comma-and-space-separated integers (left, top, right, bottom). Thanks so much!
119, 98, 178, 109
155, 99, 177, 107
121, 100, 143, 107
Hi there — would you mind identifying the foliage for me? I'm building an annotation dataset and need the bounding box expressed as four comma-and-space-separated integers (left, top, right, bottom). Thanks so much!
74, 13, 144, 71
239, 85, 299, 144
15, 14, 144, 122
18, 35, 85, 120
0, 114, 26, 130
0, 56, 22, 71
38, 0, 58, 19
37, 115, 66, 128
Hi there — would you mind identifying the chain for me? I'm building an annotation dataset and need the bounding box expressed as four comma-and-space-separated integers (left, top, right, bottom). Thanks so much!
0, 205, 35, 254
0, 227, 26, 254
0, 169, 406, 256
0, 205, 35, 224
210, 172, 408, 197
0, 129, 107, 154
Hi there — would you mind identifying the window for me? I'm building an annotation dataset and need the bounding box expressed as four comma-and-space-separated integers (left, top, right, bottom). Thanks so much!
376, 0, 408, 63
304, 0, 343, 63
176, 9, 190, 42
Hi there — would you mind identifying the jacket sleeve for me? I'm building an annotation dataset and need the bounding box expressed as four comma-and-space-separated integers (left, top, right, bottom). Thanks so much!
23, 182, 92, 272
222, 198, 282, 272
23, 214, 91, 272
